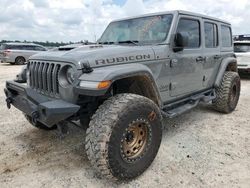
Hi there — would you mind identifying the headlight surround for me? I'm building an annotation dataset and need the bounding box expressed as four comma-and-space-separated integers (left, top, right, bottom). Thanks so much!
59, 65, 76, 87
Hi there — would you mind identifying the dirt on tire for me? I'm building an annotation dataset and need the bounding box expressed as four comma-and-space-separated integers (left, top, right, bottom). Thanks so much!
85, 94, 162, 180
213, 71, 241, 113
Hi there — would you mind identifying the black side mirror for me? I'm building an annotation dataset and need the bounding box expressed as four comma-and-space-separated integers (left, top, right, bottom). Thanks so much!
173, 32, 188, 52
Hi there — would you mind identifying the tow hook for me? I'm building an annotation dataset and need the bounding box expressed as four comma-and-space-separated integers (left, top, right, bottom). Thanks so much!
6, 97, 12, 109
31, 111, 39, 125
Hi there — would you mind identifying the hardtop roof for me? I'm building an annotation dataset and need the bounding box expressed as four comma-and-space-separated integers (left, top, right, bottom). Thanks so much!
112, 10, 230, 25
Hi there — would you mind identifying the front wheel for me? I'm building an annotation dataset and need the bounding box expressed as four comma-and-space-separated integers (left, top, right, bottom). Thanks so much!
213, 71, 241, 113
85, 94, 162, 180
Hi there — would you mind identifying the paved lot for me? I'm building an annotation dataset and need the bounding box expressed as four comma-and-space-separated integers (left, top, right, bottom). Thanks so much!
0, 63, 249, 188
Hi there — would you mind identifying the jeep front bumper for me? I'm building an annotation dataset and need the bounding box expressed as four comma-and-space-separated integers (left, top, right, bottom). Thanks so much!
4, 81, 80, 128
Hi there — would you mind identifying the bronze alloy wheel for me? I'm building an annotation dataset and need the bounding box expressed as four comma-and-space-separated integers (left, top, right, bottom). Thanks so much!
120, 119, 152, 162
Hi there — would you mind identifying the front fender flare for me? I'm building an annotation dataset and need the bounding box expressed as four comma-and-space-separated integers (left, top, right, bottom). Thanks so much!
75, 63, 161, 105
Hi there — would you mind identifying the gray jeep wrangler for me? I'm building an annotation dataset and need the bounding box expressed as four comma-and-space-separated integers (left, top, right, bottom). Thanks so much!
4, 10, 240, 180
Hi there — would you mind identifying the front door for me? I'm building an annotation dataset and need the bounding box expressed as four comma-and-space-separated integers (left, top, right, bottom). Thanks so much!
169, 16, 204, 97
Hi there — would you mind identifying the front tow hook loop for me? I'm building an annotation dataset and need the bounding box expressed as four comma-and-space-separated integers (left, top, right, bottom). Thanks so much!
31, 111, 39, 125
6, 97, 12, 109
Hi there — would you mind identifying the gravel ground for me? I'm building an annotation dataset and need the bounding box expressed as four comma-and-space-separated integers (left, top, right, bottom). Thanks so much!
0, 64, 249, 188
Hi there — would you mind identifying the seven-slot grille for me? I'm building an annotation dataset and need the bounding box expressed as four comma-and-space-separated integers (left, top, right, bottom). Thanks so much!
27, 61, 61, 96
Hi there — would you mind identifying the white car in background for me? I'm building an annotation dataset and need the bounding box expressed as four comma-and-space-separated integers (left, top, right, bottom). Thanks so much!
0, 43, 47, 65
234, 41, 250, 73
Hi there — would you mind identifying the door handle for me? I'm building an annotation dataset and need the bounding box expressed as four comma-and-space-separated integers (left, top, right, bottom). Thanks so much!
196, 56, 205, 62
214, 55, 221, 59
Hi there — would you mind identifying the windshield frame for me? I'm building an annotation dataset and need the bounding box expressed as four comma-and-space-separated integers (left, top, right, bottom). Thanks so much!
98, 14, 174, 45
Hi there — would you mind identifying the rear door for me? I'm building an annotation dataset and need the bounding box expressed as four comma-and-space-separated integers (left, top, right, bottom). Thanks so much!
201, 20, 221, 88
169, 16, 204, 97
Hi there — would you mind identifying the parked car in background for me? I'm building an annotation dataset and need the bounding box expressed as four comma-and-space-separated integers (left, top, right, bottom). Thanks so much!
0, 43, 47, 65
234, 41, 250, 73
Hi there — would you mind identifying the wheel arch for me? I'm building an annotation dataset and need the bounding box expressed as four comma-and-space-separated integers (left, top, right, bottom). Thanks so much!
112, 74, 161, 106
214, 57, 238, 87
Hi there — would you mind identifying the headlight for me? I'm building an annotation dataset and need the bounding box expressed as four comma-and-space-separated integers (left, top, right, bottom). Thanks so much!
59, 65, 76, 87
66, 67, 75, 84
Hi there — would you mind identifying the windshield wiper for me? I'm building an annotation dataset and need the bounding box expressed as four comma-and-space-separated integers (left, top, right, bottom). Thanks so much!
117, 40, 139, 45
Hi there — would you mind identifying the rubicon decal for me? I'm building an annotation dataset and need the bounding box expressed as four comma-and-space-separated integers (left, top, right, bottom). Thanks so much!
95, 54, 151, 65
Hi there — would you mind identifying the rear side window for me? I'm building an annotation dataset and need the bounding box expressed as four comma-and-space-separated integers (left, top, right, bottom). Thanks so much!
24, 45, 36, 50
204, 22, 218, 48
221, 25, 232, 47
177, 18, 200, 48
6, 45, 23, 50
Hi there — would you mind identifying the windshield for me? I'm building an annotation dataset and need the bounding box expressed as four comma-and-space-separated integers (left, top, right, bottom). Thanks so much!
234, 43, 250, 53
99, 14, 173, 45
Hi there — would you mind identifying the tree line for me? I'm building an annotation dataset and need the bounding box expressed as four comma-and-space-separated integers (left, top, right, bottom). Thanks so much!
0, 40, 91, 47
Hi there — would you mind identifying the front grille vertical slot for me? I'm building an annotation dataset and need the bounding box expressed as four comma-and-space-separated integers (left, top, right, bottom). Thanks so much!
34, 62, 40, 89
52, 64, 60, 94
47, 63, 53, 93
56, 65, 61, 93
42, 63, 49, 92
38, 63, 44, 90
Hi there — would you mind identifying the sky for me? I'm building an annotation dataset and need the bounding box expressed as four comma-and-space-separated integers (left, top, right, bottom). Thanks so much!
0, 0, 249, 42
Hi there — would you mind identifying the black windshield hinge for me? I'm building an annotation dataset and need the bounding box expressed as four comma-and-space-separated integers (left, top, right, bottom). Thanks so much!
81, 62, 93, 73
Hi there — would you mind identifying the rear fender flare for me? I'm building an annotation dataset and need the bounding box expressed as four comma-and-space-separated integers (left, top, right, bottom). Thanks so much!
215, 57, 237, 87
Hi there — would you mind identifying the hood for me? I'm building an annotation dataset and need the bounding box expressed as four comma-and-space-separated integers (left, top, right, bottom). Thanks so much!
30, 44, 156, 69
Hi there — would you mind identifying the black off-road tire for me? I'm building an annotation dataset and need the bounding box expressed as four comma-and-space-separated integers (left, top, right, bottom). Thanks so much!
15, 56, 25, 65
24, 115, 57, 130
80, 117, 90, 130
213, 71, 241, 113
85, 94, 162, 180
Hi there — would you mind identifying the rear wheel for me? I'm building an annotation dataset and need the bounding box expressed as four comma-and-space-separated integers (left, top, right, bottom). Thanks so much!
85, 94, 162, 180
213, 71, 241, 113
15, 57, 25, 65
24, 114, 57, 130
